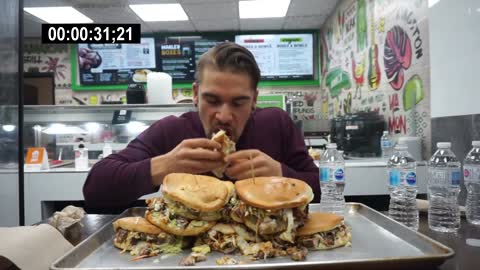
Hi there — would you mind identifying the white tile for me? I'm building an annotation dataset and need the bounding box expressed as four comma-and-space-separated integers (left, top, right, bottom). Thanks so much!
240, 18, 285, 30
182, 1, 237, 19
287, 0, 338, 16
146, 21, 196, 32
283, 15, 326, 29
193, 18, 239, 31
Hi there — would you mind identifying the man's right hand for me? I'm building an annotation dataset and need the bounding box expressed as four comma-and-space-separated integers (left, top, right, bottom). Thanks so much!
150, 138, 224, 186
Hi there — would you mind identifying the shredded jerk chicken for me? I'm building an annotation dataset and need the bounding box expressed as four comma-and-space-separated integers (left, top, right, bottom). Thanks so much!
297, 224, 350, 249
230, 200, 309, 242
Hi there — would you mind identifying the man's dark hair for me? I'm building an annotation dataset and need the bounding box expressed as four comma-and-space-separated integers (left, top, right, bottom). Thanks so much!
195, 42, 261, 90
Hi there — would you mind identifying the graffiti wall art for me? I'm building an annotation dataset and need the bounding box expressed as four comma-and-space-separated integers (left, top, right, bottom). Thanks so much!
320, 0, 431, 157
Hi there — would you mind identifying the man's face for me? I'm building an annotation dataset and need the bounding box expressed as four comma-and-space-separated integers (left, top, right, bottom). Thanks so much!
193, 68, 258, 142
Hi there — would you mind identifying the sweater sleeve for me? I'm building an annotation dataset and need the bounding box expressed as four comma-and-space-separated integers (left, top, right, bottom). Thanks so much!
82, 139, 156, 208
83, 116, 182, 208
279, 113, 321, 203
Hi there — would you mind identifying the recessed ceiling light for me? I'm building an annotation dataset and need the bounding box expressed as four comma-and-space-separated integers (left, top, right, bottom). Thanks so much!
239, 0, 291, 19
129, 4, 188, 22
24, 6, 93, 23
428, 0, 440, 8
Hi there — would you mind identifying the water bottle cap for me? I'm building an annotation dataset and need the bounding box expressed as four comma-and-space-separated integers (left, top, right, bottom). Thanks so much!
472, 141, 480, 147
383, 131, 388, 135
437, 142, 451, 148
326, 143, 337, 149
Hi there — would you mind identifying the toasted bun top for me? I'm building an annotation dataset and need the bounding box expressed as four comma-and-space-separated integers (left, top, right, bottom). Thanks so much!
297, 212, 344, 236
113, 217, 163, 235
161, 173, 232, 212
235, 177, 313, 210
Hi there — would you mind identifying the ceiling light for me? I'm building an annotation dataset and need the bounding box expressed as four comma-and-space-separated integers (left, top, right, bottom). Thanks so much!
24, 6, 93, 23
42, 124, 87, 135
129, 4, 188, 22
127, 121, 148, 133
428, 0, 440, 8
85, 122, 100, 133
239, 0, 291, 19
2, 125, 16, 132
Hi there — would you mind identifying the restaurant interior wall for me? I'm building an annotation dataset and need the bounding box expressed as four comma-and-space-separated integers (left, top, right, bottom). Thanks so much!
319, 0, 431, 159
23, 37, 325, 122
429, 0, 480, 205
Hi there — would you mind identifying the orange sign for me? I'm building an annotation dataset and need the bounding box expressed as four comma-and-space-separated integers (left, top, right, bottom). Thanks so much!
25, 147, 49, 170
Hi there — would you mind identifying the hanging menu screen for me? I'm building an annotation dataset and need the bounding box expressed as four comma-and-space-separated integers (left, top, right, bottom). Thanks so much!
235, 33, 314, 80
78, 37, 157, 85
157, 36, 232, 82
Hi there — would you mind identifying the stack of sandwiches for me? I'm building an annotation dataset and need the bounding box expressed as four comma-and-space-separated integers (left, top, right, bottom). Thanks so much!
112, 130, 351, 264
113, 173, 351, 264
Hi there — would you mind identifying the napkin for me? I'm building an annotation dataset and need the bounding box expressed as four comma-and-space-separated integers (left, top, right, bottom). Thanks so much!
49, 205, 86, 235
0, 224, 73, 270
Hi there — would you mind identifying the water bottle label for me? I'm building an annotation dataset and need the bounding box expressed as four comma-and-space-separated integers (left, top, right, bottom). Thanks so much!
334, 168, 345, 181
320, 167, 329, 182
406, 172, 417, 186
389, 170, 401, 186
464, 166, 480, 182
451, 170, 461, 185
382, 140, 392, 148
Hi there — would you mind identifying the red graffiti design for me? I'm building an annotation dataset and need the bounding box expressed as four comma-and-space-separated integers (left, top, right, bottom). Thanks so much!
388, 115, 407, 134
41, 56, 67, 80
384, 26, 412, 90
388, 93, 399, 112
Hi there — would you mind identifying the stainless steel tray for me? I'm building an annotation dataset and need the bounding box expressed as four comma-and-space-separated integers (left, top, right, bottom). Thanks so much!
51, 203, 454, 269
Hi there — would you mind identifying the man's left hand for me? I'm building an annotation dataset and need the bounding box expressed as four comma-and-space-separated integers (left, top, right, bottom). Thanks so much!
224, 149, 282, 180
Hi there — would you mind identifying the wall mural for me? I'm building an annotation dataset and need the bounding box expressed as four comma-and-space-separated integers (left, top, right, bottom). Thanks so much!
23, 42, 71, 89
320, 0, 431, 157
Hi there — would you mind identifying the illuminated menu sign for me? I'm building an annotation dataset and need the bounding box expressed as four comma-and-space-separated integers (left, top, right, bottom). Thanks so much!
157, 36, 231, 82
78, 37, 156, 85
235, 34, 314, 80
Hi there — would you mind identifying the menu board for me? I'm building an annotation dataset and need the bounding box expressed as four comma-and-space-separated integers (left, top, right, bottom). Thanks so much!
78, 37, 157, 85
157, 36, 232, 82
235, 33, 314, 80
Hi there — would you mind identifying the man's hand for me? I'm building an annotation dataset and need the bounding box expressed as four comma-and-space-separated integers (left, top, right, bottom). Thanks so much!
224, 149, 282, 180
151, 138, 224, 185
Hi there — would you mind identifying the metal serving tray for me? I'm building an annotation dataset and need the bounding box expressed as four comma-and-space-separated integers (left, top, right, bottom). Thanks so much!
51, 203, 454, 270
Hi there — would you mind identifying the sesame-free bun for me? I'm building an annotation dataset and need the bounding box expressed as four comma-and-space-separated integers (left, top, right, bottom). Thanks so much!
297, 212, 344, 236
145, 210, 215, 236
211, 130, 236, 178
113, 216, 163, 235
161, 173, 232, 212
235, 177, 314, 210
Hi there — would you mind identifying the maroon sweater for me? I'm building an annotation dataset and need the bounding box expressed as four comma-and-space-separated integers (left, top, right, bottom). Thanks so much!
83, 107, 320, 207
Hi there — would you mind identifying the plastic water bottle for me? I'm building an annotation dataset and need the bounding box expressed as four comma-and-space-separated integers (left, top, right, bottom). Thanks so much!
319, 143, 346, 214
463, 141, 480, 225
387, 143, 419, 230
74, 139, 89, 170
381, 131, 394, 158
428, 142, 461, 232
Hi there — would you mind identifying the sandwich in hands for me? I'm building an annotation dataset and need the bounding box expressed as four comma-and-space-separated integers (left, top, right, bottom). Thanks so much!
230, 177, 313, 244
112, 217, 186, 259
211, 130, 236, 178
145, 173, 236, 236
297, 212, 351, 250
